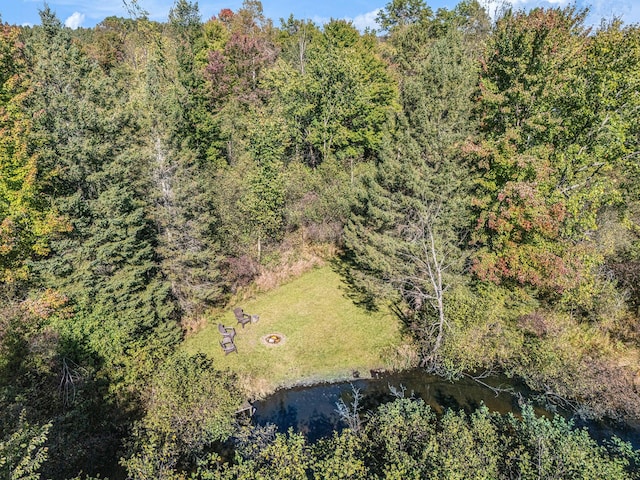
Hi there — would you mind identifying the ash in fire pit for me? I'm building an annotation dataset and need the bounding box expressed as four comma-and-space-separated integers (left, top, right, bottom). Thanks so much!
262, 333, 285, 346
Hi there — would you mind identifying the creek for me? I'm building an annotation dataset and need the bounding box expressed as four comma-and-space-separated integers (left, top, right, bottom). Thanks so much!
253, 368, 640, 447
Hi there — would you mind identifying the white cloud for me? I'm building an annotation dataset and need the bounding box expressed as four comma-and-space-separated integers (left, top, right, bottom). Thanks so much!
64, 11, 85, 29
311, 15, 330, 27
350, 8, 382, 32
508, 0, 570, 6
310, 8, 381, 32
510, 0, 567, 4
480, 0, 581, 20
586, 0, 640, 26
480, 0, 640, 25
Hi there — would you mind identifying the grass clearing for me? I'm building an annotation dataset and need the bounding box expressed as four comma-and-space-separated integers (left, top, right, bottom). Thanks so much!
182, 264, 405, 397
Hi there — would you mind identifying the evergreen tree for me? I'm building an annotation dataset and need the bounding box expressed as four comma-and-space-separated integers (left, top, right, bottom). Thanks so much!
27, 7, 181, 388
344, 11, 481, 366
152, 132, 227, 316
144, 6, 228, 317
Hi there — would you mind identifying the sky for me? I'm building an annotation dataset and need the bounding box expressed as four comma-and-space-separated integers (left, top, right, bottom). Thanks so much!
1, 0, 639, 31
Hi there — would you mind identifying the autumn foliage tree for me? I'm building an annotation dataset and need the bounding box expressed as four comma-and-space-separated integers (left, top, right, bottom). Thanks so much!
0, 23, 68, 287
469, 7, 602, 293
1, 2, 640, 477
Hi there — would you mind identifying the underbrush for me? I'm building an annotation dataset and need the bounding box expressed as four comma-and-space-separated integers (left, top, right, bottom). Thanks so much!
440, 282, 640, 422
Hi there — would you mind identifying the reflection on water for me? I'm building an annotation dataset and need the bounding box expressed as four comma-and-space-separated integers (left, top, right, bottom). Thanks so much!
253, 369, 640, 447
255, 370, 527, 442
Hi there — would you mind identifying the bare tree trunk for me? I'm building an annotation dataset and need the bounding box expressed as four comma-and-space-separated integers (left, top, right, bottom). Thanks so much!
257, 234, 261, 263
152, 134, 177, 245
425, 215, 446, 354
350, 157, 354, 185
397, 205, 451, 366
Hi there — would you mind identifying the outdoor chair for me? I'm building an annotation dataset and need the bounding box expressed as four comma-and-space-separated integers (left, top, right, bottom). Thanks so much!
233, 307, 252, 328
235, 400, 256, 417
220, 336, 237, 355
217, 323, 236, 341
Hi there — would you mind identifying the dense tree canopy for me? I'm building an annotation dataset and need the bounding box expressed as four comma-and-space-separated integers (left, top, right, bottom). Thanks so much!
1, 0, 639, 477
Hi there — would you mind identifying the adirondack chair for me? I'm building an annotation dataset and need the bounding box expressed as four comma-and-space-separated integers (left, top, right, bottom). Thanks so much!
217, 323, 236, 341
220, 336, 237, 355
233, 307, 252, 328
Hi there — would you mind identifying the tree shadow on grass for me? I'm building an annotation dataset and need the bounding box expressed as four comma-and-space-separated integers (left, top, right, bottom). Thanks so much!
45, 335, 132, 480
0, 321, 132, 480
330, 253, 417, 338
329, 253, 382, 312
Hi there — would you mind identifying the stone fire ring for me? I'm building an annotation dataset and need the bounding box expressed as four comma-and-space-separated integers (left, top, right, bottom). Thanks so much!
261, 333, 286, 346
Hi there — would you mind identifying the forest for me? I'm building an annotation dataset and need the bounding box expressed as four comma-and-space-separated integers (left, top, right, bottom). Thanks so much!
1, 0, 640, 478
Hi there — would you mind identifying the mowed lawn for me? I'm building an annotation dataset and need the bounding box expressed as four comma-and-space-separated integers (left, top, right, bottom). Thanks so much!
182, 265, 403, 394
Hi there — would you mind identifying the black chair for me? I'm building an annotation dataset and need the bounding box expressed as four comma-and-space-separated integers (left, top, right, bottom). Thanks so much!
220, 336, 237, 355
218, 323, 236, 341
233, 307, 252, 328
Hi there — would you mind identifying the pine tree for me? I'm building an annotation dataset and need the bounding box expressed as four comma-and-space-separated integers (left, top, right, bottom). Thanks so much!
27, 7, 181, 388
344, 22, 480, 365
144, 6, 228, 317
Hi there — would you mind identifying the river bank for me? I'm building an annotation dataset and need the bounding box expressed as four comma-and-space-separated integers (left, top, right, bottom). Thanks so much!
252, 368, 640, 448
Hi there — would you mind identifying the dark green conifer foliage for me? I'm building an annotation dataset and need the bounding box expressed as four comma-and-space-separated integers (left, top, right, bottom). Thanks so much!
27, 7, 181, 386
167, 0, 219, 165
1, 3, 639, 477
344, 9, 481, 365
152, 132, 227, 315
147, 3, 228, 315
11, 11, 183, 475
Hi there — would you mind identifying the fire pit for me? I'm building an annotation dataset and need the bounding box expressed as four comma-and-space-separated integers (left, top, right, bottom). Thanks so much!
262, 333, 285, 346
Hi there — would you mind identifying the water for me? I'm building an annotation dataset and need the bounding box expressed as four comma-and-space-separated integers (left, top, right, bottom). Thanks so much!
253, 368, 640, 447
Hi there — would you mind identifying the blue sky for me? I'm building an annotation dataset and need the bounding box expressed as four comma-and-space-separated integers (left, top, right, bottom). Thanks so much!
1, 0, 639, 30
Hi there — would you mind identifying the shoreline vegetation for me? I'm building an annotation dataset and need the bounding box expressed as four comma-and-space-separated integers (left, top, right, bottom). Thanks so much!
2, 0, 640, 478
186, 255, 640, 425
